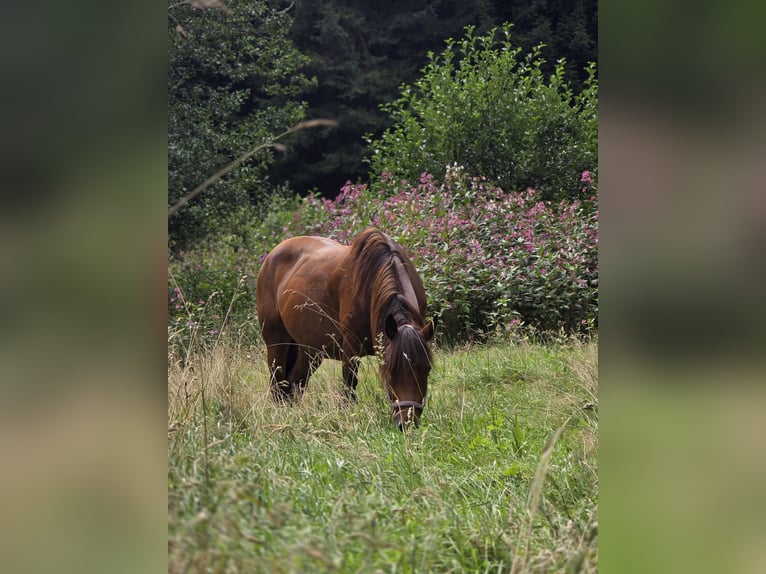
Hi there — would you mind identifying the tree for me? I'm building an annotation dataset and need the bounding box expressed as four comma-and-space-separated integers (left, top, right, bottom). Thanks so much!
268, 0, 498, 198
268, 0, 597, 198
168, 0, 315, 247
366, 24, 598, 202
490, 0, 597, 93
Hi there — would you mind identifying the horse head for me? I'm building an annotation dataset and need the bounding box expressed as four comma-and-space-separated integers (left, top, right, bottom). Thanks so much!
382, 315, 435, 430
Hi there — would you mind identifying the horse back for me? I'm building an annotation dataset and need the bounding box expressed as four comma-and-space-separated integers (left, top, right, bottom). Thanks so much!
256, 236, 350, 356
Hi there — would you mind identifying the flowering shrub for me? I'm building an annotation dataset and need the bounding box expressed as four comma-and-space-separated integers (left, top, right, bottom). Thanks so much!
169, 167, 598, 345
287, 168, 597, 338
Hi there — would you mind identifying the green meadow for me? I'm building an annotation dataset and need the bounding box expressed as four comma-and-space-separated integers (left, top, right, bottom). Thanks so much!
168, 337, 597, 573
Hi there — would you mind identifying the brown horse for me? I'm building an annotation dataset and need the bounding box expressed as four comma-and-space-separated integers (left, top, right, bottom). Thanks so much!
256, 228, 435, 429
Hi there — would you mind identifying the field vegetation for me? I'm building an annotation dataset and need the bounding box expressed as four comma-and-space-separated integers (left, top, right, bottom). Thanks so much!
168, 329, 598, 573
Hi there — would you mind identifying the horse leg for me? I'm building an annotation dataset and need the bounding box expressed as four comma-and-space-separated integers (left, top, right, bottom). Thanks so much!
265, 339, 295, 403
286, 347, 319, 398
341, 356, 361, 403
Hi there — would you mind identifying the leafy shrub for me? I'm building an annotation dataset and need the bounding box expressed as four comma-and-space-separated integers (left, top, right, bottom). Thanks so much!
169, 168, 597, 347
168, 189, 302, 351
168, 238, 259, 355
287, 167, 598, 339
366, 24, 598, 202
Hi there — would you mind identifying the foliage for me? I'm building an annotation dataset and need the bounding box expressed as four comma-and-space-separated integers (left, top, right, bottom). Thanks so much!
169, 167, 597, 346
168, 187, 302, 352
367, 24, 598, 202
491, 0, 597, 93
168, 0, 314, 247
270, 0, 501, 197
270, 1, 597, 198
168, 336, 599, 573
290, 167, 597, 339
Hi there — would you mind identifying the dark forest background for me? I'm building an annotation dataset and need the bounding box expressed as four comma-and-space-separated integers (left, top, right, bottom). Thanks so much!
272, 0, 597, 198
168, 0, 597, 248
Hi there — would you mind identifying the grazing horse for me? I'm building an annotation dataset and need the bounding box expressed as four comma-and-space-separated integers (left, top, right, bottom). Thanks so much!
256, 228, 435, 429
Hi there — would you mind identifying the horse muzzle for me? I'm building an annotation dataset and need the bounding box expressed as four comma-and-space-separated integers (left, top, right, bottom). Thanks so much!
391, 400, 423, 431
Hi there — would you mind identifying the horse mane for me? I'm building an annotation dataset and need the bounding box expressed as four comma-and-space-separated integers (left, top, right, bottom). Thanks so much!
345, 228, 432, 394
346, 229, 403, 324
346, 229, 429, 343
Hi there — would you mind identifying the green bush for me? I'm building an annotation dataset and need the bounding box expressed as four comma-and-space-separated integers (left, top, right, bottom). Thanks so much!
366, 24, 598, 202
168, 189, 302, 352
288, 169, 598, 339
169, 170, 597, 348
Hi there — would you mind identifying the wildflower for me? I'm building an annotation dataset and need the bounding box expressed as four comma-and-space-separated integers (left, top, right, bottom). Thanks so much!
581, 171, 593, 184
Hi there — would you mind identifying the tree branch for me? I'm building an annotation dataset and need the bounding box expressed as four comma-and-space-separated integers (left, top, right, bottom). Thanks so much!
168, 119, 337, 217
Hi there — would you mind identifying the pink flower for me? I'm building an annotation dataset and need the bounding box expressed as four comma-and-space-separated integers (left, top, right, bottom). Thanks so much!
581, 171, 593, 184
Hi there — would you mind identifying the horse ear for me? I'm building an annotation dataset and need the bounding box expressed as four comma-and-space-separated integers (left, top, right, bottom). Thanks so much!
421, 319, 435, 341
385, 313, 398, 340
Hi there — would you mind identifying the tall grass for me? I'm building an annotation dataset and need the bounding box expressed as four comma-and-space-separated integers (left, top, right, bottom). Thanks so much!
168, 310, 598, 572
